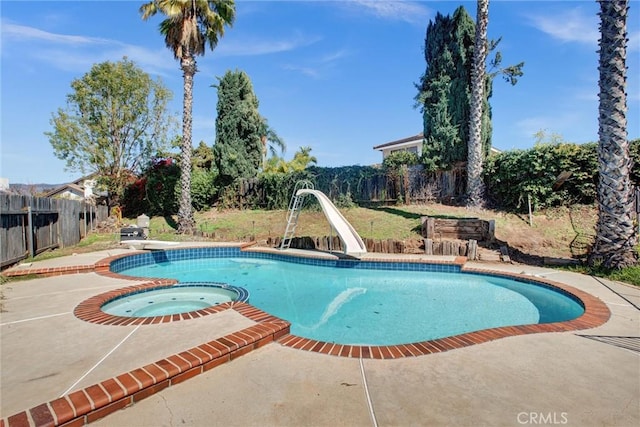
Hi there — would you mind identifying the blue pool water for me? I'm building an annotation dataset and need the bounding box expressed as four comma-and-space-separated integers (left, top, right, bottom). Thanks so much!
111, 249, 584, 345
102, 283, 248, 317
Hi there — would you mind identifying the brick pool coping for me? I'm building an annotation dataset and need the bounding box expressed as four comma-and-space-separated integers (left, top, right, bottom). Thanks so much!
2, 249, 611, 427
276, 267, 611, 358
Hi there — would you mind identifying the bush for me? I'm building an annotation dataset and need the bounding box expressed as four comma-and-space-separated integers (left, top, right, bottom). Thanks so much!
121, 176, 149, 217
145, 158, 180, 215
190, 168, 218, 211
259, 170, 313, 210
121, 158, 179, 216
484, 143, 598, 211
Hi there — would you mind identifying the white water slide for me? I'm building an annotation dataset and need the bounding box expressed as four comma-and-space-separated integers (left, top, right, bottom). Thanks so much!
296, 189, 367, 255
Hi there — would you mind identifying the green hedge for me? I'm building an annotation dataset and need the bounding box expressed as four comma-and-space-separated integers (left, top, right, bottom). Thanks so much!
484, 139, 639, 212
121, 140, 638, 215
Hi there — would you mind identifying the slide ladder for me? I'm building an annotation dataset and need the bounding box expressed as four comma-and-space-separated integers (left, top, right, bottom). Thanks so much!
279, 181, 367, 256
280, 181, 314, 250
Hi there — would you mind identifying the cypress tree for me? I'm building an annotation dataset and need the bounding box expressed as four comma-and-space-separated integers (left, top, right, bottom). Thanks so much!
213, 70, 264, 187
416, 6, 493, 171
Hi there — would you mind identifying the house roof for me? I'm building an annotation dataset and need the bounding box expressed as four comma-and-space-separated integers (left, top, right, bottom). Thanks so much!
373, 132, 502, 155
71, 172, 99, 186
44, 183, 84, 198
373, 133, 423, 150
43, 172, 112, 199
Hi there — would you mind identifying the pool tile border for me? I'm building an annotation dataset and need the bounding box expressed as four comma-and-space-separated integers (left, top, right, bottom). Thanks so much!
1, 248, 612, 427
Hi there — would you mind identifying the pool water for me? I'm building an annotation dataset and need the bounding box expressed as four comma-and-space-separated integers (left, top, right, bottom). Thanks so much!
116, 255, 584, 346
102, 284, 242, 317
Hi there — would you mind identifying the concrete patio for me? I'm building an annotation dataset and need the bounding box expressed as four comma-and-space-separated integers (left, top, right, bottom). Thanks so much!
1, 247, 638, 426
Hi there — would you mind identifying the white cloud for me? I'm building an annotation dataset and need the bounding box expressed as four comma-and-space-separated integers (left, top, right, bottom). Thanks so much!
319, 49, 350, 64
282, 64, 321, 79
282, 48, 351, 79
343, 0, 431, 25
1, 19, 322, 80
0, 21, 111, 46
1, 20, 175, 75
215, 32, 322, 57
526, 7, 599, 46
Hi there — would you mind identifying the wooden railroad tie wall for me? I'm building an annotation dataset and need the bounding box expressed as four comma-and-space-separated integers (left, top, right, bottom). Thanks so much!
421, 216, 496, 260
421, 216, 495, 242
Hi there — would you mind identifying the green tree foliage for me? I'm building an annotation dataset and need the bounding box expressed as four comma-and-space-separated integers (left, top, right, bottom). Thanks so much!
383, 151, 420, 206
213, 70, 271, 186
260, 119, 286, 170
190, 168, 218, 211
122, 157, 179, 217
382, 151, 420, 171
482, 141, 637, 212
259, 170, 314, 210
190, 140, 218, 210
415, 8, 473, 171
192, 141, 214, 170
46, 57, 174, 204
415, 5, 523, 172
263, 146, 317, 174
145, 158, 180, 215
122, 154, 218, 216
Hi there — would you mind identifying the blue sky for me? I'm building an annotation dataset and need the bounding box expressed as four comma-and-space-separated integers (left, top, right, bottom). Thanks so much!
1, 0, 639, 185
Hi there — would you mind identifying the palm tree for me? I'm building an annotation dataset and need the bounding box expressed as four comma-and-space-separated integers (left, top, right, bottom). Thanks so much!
466, 0, 489, 209
140, 0, 235, 234
260, 118, 286, 171
590, 0, 638, 269
290, 146, 317, 172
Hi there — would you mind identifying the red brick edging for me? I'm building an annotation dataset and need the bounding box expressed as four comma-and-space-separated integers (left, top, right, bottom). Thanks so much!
2, 302, 289, 427
276, 268, 610, 358
1, 251, 612, 427
73, 279, 236, 326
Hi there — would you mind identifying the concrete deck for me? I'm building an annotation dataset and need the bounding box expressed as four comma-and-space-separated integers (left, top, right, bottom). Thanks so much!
1, 245, 638, 426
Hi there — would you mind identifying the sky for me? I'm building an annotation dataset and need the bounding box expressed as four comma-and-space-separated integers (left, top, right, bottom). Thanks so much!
1, 0, 639, 185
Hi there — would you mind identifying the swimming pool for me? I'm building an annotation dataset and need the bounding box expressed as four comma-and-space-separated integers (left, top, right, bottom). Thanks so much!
109, 247, 584, 346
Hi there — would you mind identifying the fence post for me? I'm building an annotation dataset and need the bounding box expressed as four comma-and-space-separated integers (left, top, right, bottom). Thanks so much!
27, 206, 34, 258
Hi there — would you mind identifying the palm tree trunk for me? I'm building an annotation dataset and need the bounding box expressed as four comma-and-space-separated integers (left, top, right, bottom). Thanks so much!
590, 0, 637, 268
466, 0, 489, 209
177, 54, 196, 234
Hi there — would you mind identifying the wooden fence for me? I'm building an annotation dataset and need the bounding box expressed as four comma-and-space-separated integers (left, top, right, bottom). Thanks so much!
233, 165, 467, 209
0, 195, 108, 268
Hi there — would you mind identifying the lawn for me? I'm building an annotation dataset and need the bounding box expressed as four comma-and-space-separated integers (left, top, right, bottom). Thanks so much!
13, 203, 640, 286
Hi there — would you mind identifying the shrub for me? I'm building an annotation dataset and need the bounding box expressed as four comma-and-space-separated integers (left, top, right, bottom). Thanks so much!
145, 158, 180, 215
484, 143, 598, 211
190, 168, 218, 211
121, 158, 179, 216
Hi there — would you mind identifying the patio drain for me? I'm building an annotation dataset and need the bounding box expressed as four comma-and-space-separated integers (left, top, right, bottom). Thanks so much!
577, 335, 640, 353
